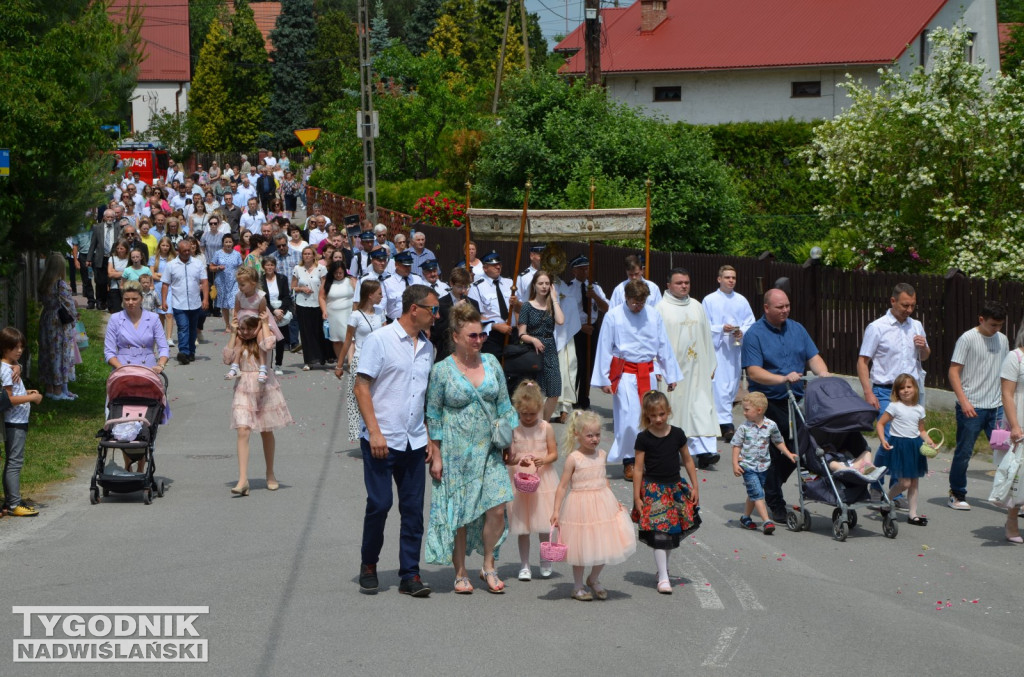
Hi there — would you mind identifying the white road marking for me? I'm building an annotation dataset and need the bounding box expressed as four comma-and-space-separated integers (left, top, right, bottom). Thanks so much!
702, 626, 749, 667
675, 554, 725, 609
691, 541, 766, 611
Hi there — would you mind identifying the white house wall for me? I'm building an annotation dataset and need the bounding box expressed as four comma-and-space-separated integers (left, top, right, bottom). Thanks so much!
130, 82, 190, 135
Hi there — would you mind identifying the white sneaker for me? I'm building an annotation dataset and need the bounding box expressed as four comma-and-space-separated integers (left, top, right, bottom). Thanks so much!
948, 495, 970, 510
167, 338, 175, 347
518, 567, 532, 581
274, 369, 284, 376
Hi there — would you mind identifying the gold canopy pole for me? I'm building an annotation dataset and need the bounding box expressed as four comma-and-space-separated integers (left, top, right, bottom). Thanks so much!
505, 179, 531, 353
644, 178, 652, 269
464, 180, 472, 271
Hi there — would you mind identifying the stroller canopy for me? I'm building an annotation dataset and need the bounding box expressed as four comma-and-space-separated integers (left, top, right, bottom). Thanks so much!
107, 365, 165, 402
801, 377, 877, 433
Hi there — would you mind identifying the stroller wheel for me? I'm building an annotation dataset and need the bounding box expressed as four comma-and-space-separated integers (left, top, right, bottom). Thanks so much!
89, 487, 100, 505
102, 487, 110, 497
882, 516, 898, 539
848, 510, 858, 529
143, 488, 152, 505
786, 510, 802, 531
832, 517, 849, 542
157, 481, 165, 498
802, 509, 812, 531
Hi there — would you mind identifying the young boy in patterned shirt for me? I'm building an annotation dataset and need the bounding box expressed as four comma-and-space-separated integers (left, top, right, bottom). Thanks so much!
730, 392, 796, 534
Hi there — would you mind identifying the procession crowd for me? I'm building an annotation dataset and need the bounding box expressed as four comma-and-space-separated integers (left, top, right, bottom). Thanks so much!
4, 160, 1023, 601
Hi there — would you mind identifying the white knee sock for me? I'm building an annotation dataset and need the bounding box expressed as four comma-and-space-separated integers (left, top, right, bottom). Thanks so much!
654, 549, 669, 583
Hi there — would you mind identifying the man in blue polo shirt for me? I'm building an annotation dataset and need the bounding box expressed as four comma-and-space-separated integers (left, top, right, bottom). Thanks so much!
742, 288, 830, 522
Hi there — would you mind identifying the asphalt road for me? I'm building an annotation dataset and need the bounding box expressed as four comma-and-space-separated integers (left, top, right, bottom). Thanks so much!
1, 334, 1022, 676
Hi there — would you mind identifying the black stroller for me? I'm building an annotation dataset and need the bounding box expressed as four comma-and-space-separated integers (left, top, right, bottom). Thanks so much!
785, 377, 898, 541
90, 366, 168, 506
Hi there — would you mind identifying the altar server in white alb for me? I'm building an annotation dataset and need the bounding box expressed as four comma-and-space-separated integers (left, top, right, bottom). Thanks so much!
702, 265, 755, 440
592, 279, 681, 481
552, 273, 583, 422
657, 267, 721, 468
608, 254, 661, 309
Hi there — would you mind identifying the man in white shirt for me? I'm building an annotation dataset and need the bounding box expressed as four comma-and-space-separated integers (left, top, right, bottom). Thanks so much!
608, 254, 661, 308
382, 252, 424, 321
592, 280, 681, 480
160, 238, 209, 363
355, 248, 392, 313
169, 185, 190, 212
419, 259, 448, 297
307, 216, 330, 246
515, 245, 544, 296
349, 231, 375, 278
240, 197, 267, 235
702, 265, 755, 439
166, 161, 184, 186
264, 152, 277, 168
234, 176, 257, 205
947, 300, 1009, 510
354, 284, 439, 597
857, 283, 930, 502
468, 251, 513, 358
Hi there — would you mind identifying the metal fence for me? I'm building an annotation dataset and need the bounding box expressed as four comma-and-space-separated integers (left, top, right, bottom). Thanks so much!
305, 186, 1024, 389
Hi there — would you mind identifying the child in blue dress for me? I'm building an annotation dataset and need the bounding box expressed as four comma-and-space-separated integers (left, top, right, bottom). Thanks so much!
876, 373, 935, 525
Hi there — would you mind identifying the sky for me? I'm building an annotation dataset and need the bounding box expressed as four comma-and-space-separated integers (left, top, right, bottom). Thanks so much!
525, 0, 586, 46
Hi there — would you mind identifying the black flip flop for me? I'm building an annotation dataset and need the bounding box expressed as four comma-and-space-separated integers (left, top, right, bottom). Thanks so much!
907, 515, 928, 526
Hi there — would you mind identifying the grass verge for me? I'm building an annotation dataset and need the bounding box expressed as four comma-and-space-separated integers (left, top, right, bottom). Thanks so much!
20, 309, 108, 497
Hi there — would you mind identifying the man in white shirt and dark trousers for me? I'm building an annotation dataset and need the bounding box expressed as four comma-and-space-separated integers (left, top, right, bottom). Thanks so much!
857, 283, 929, 506
354, 284, 440, 597
567, 256, 608, 410
349, 231, 375, 279
468, 251, 514, 359
161, 238, 210, 363
382, 251, 424, 321
947, 300, 1009, 510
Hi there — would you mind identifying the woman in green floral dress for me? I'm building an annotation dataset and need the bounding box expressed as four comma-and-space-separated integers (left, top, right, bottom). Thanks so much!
425, 303, 518, 594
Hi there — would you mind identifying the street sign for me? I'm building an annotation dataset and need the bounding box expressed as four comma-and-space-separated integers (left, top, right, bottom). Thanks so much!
0, 149, 8, 177
294, 128, 321, 152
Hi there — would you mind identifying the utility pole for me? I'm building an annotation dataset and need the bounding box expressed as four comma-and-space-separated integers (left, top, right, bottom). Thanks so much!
357, 0, 377, 222
519, 0, 530, 72
584, 0, 601, 86
492, 1, 513, 114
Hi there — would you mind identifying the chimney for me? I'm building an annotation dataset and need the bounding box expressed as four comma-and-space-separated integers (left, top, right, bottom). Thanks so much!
640, 0, 668, 33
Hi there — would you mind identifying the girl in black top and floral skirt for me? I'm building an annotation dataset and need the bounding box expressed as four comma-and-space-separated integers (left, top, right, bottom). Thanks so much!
632, 390, 700, 594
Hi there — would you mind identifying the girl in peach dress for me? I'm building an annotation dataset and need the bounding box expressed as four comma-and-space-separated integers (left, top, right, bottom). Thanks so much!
551, 410, 637, 601
224, 313, 293, 496
506, 380, 560, 582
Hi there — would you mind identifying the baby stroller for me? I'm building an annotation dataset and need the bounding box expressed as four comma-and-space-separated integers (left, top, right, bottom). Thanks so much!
785, 377, 898, 541
90, 366, 168, 506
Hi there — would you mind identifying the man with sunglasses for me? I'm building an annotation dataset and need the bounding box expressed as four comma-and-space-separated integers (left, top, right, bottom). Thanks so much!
354, 284, 439, 597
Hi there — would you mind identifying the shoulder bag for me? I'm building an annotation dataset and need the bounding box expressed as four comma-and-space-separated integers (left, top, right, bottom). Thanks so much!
465, 360, 513, 450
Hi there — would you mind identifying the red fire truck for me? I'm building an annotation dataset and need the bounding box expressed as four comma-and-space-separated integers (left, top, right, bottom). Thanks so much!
112, 142, 171, 185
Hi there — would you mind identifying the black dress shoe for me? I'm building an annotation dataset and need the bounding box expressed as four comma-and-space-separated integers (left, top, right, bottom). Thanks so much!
770, 506, 789, 523
720, 424, 735, 440
87, 302, 96, 310
696, 455, 710, 469
398, 575, 431, 597
359, 563, 378, 593
707, 452, 721, 466
176, 352, 189, 364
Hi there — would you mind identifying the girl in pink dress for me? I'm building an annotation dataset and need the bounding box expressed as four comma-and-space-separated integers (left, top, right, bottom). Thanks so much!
551, 410, 637, 601
224, 314, 293, 496
506, 380, 560, 582
229, 266, 284, 383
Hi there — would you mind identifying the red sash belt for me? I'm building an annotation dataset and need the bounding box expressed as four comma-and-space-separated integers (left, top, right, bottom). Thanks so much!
609, 357, 654, 402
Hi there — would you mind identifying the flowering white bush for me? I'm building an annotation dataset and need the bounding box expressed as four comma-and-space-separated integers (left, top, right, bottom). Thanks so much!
807, 25, 1024, 279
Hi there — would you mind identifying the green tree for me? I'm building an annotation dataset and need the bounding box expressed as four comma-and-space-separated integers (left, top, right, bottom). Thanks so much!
370, 0, 394, 55
265, 0, 316, 148
225, 0, 271, 150
1001, 22, 1024, 77
405, 0, 443, 55
0, 0, 142, 259
188, 0, 227, 76
188, 19, 233, 152
139, 109, 193, 161
808, 25, 1024, 278
308, 5, 360, 122
474, 71, 742, 253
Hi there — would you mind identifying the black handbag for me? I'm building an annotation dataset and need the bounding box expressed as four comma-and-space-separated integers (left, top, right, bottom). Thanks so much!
58, 306, 74, 325
502, 342, 543, 376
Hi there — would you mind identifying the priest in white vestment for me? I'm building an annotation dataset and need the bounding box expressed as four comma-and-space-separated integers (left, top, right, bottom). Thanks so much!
702, 265, 755, 439
658, 269, 721, 468
592, 280, 682, 480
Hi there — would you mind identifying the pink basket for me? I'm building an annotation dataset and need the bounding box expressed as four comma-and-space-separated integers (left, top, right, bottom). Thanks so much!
514, 471, 540, 493
539, 527, 568, 562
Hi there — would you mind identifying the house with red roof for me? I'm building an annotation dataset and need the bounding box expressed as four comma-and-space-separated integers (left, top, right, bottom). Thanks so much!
555, 0, 999, 124
108, 0, 191, 134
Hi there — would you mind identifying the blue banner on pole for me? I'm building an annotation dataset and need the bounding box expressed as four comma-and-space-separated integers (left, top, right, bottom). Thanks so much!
0, 149, 9, 177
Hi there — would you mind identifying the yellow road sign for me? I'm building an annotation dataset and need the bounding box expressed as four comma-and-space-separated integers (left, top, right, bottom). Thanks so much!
294, 128, 321, 152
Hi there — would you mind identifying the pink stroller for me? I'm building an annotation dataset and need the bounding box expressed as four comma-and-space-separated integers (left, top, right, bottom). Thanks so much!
90, 366, 169, 505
